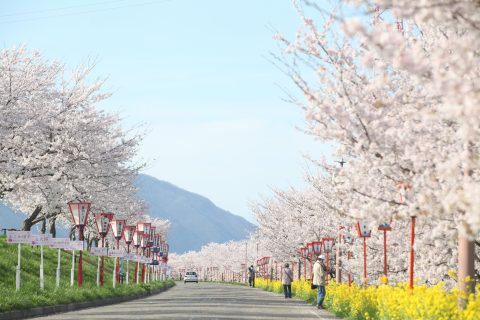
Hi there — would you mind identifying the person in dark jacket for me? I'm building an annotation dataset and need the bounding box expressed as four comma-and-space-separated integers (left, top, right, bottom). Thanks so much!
248, 265, 256, 287
282, 263, 293, 298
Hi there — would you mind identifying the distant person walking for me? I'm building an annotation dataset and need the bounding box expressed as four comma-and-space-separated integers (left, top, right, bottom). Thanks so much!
313, 255, 326, 309
248, 265, 256, 287
282, 263, 293, 298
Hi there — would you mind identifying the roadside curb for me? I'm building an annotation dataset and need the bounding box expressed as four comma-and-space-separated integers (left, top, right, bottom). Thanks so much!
0, 283, 175, 320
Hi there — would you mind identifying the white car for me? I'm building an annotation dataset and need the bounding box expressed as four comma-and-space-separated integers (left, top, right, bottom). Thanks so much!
184, 271, 198, 283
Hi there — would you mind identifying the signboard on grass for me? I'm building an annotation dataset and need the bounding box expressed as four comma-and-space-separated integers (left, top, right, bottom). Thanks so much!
31, 234, 50, 246
108, 249, 125, 258
6, 231, 31, 244
67, 240, 84, 251
90, 247, 108, 256
48, 237, 70, 249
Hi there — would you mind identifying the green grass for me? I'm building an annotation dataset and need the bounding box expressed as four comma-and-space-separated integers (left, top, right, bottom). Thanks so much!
0, 236, 174, 312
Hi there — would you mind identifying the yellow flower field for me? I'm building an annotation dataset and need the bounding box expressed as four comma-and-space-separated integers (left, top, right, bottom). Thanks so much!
255, 278, 480, 319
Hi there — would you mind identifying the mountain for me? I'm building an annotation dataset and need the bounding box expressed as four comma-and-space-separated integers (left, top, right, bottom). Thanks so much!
135, 174, 255, 253
0, 174, 256, 253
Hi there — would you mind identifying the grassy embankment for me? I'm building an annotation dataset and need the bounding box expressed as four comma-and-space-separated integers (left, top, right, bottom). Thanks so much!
0, 236, 174, 312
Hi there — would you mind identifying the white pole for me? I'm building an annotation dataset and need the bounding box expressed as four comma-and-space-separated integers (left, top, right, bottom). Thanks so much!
16, 243, 21, 291
40, 245, 44, 290
56, 249, 61, 288
126, 260, 129, 285
136, 262, 139, 284
70, 250, 75, 286
96, 256, 100, 287
113, 257, 117, 288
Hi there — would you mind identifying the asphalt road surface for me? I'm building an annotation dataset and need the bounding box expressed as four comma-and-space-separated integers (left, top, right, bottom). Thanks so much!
34, 282, 339, 319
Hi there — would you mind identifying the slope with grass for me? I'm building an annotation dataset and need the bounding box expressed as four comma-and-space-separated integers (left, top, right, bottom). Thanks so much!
0, 236, 173, 313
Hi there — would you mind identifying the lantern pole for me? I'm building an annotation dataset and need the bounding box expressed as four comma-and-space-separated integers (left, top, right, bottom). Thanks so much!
409, 216, 415, 289
135, 246, 139, 284
336, 227, 343, 283
71, 249, 75, 287
363, 237, 367, 288
384, 230, 388, 277
356, 222, 371, 288
101, 237, 105, 286
347, 250, 351, 286
77, 225, 84, 287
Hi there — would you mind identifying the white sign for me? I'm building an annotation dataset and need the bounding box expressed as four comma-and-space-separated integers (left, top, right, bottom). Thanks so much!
124, 253, 136, 261
6, 231, 31, 244
48, 237, 70, 249
31, 234, 51, 246
67, 240, 84, 251
134, 255, 143, 262
91, 247, 108, 256
108, 249, 125, 258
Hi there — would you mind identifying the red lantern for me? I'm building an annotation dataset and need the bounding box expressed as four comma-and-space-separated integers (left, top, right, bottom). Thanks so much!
110, 219, 126, 244
94, 212, 114, 287
68, 200, 91, 227
67, 200, 91, 288
322, 237, 335, 253
312, 241, 322, 255
137, 222, 151, 237
306, 242, 314, 255
148, 226, 156, 247
356, 221, 372, 288
94, 213, 114, 237
123, 225, 136, 248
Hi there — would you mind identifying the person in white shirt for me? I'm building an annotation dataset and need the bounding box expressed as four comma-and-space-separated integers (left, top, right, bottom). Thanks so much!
312, 255, 326, 309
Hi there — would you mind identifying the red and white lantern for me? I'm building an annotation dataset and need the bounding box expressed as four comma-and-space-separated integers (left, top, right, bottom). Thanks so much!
94, 213, 114, 237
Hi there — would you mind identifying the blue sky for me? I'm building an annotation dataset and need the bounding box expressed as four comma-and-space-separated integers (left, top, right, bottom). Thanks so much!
1, 0, 332, 223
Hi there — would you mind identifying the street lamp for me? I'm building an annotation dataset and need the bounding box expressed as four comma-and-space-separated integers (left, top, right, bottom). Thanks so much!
132, 229, 143, 284
300, 247, 308, 279
68, 200, 91, 288
111, 219, 126, 284
123, 225, 136, 284
306, 242, 314, 279
343, 231, 355, 286
94, 212, 114, 286
137, 222, 151, 283
312, 241, 322, 256
140, 232, 149, 283
378, 222, 392, 281
322, 237, 335, 285
356, 221, 372, 288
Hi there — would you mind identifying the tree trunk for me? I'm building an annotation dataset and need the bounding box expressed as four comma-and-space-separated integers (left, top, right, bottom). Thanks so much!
50, 218, 57, 238
69, 226, 76, 240
40, 218, 46, 234
458, 235, 476, 307
22, 206, 42, 231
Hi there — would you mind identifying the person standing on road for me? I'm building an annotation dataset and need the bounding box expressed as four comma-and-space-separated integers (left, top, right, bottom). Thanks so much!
282, 263, 293, 298
313, 255, 326, 309
248, 265, 256, 287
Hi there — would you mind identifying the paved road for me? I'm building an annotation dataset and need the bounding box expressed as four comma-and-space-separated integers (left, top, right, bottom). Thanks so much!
35, 282, 339, 319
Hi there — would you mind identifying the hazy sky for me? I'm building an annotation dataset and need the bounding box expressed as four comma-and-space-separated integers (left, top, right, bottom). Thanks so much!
1, 0, 332, 222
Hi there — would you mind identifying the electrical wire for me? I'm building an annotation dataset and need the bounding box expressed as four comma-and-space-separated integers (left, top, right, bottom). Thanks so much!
0, 0, 129, 18
0, 0, 175, 24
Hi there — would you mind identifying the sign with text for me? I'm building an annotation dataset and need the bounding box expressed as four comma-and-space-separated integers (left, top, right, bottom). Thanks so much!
6, 231, 31, 244
67, 240, 84, 251
124, 253, 136, 261
31, 234, 51, 246
48, 237, 70, 249
90, 247, 108, 256
107, 249, 125, 258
